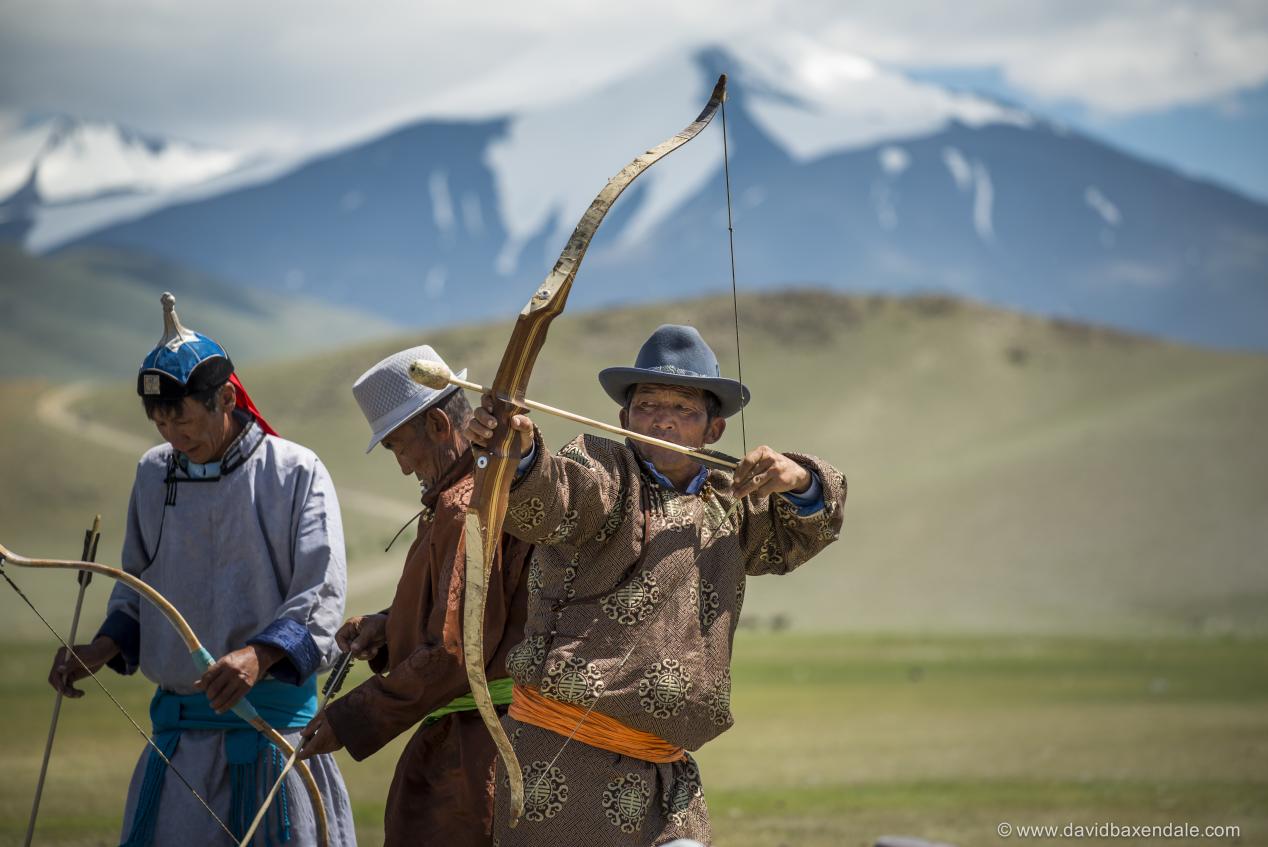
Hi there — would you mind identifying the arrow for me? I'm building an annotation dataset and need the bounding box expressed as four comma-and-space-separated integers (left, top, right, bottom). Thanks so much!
409, 359, 739, 472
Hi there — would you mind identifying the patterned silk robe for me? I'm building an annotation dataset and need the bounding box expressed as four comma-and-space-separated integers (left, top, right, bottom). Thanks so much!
491, 431, 846, 845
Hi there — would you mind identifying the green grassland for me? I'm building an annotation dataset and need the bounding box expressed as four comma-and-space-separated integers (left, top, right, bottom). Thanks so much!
2, 289, 1266, 845
3, 290, 1266, 637
1, 633, 1264, 846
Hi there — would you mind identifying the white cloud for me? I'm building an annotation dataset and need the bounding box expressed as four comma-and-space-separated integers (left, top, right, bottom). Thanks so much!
811, 0, 1268, 115
0, 0, 1264, 154
0, 0, 759, 152
737, 32, 1032, 161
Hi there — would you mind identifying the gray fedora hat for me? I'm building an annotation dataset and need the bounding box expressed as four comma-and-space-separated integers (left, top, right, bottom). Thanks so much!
352, 345, 467, 453
598, 324, 750, 418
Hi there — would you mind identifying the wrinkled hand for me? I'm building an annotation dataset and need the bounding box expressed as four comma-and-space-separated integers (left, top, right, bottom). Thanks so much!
465, 392, 534, 455
194, 644, 282, 714
297, 709, 342, 761
731, 446, 812, 500
336, 614, 388, 661
48, 636, 119, 698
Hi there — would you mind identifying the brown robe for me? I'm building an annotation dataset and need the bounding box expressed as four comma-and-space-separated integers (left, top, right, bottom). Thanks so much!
326, 451, 531, 846
491, 432, 846, 846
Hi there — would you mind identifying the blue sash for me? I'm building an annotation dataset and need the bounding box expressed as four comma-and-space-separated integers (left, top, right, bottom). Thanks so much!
121, 677, 317, 847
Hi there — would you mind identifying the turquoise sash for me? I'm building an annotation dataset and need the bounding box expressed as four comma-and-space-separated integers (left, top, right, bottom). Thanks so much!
121, 678, 317, 847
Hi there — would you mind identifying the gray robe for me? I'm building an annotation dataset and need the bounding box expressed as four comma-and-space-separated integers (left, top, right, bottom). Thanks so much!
98, 417, 357, 846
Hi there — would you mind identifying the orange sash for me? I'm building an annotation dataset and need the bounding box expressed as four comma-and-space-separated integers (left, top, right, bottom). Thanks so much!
509, 684, 686, 763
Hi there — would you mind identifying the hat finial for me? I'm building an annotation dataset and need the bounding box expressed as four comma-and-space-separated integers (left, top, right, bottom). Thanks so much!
158, 292, 199, 352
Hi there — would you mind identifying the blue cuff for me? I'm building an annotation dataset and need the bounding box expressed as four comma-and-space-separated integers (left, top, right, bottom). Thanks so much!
515, 442, 537, 478
96, 610, 140, 676
248, 618, 322, 685
779, 471, 824, 516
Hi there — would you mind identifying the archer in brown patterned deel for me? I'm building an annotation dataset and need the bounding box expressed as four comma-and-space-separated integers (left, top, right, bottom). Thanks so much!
467, 324, 847, 846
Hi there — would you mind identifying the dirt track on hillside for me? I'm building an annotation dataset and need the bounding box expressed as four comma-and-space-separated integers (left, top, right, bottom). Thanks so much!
34, 383, 409, 601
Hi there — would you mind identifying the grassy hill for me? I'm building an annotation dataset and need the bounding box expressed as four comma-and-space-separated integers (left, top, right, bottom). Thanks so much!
0, 245, 395, 381
2, 290, 1266, 640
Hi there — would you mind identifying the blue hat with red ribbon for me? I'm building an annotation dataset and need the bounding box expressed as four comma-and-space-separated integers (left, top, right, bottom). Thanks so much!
138, 293, 234, 398
137, 293, 277, 435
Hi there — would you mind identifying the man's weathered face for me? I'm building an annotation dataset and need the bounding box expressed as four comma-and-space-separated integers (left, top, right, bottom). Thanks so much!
621, 383, 725, 477
381, 409, 452, 485
148, 385, 234, 464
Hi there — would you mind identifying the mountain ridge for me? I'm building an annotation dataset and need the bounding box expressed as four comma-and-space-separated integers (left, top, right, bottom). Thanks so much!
0, 244, 394, 381
4, 44, 1266, 350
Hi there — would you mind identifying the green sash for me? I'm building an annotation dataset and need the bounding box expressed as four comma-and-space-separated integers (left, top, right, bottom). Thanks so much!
422, 677, 513, 726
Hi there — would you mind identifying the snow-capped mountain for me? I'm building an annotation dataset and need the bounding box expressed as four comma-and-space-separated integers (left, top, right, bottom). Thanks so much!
0, 116, 245, 204
487, 35, 1037, 279
10, 39, 1268, 350
0, 115, 257, 243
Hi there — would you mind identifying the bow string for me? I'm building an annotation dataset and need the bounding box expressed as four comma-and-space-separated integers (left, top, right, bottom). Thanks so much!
464, 74, 730, 826
0, 543, 330, 847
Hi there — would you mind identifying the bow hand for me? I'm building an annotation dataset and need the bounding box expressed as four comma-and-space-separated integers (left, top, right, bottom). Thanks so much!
467, 394, 534, 455
730, 446, 813, 500
194, 644, 282, 713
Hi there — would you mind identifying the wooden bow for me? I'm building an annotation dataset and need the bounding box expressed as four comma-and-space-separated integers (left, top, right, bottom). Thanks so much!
462, 74, 729, 826
0, 542, 329, 847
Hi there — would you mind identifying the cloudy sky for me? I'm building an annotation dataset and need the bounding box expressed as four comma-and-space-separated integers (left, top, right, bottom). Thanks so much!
2, 0, 1266, 198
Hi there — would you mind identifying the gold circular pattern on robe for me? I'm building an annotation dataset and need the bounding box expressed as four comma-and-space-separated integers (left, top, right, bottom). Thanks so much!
541, 656, 605, 707
594, 494, 632, 543
601, 572, 660, 625
758, 534, 784, 567
542, 509, 580, 544
521, 761, 569, 823
665, 757, 703, 827
509, 496, 546, 530
638, 659, 692, 719
506, 635, 547, 682
602, 772, 651, 834
708, 670, 733, 728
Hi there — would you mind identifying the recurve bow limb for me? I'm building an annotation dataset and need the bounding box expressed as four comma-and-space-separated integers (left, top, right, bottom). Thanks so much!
0, 542, 330, 847
462, 73, 729, 826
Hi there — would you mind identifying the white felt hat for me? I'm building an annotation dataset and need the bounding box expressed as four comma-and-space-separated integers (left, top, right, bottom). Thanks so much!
352, 345, 466, 453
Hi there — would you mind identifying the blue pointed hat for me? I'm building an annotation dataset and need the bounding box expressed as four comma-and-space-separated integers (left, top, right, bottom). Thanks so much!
598, 324, 750, 417
137, 292, 234, 398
